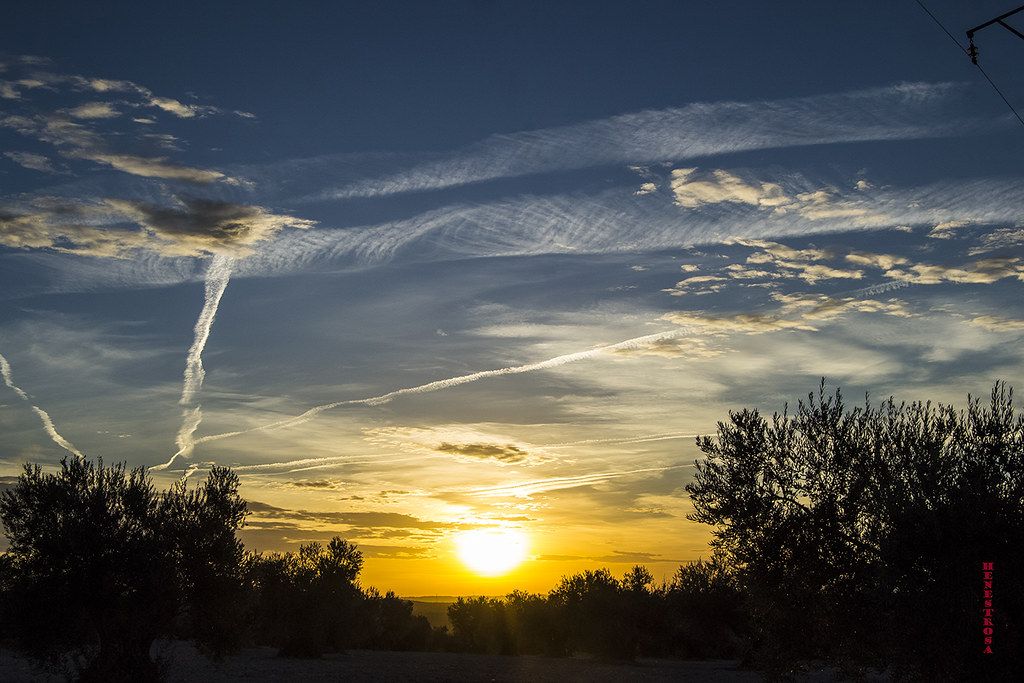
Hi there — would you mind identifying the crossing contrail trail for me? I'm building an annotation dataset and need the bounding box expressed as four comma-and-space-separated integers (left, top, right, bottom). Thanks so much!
0, 351, 86, 458
541, 432, 701, 449
154, 255, 233, 472
152, 327, 695, 468
465, 464, 692, 498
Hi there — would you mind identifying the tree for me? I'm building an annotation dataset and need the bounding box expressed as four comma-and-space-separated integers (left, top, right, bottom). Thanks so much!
249, 537, 364, 657
447, 596, 513, 655
664, 554, 748, 659
357, 588, 434, 651
549, 568, 639, 659
686, 382, 1024, 678
0, 457, 248, 681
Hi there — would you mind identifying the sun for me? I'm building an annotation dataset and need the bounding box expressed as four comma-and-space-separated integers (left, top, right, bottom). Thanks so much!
454, 528, 529, 577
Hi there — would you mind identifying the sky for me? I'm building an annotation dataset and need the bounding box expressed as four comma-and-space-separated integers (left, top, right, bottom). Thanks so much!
2, 0, 1024, 595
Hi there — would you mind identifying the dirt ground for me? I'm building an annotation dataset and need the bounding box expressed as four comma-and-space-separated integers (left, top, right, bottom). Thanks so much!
1, 643, 764, 682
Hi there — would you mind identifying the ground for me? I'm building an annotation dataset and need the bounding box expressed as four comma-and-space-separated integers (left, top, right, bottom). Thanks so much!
1, 644, 763, 681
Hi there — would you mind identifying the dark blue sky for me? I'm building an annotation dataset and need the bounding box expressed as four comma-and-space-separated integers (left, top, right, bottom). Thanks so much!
6, 0, 1022, 158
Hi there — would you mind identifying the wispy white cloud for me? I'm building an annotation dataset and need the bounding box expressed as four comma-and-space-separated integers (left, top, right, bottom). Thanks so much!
969, 315, 1024, 332
309, 82, 977, 201
465, 465, 688, 498
158, 326, 700, 463
3, 151, 63, 174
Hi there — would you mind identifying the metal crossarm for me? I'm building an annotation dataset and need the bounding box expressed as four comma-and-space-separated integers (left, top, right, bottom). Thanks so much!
967, 4, 1024, 64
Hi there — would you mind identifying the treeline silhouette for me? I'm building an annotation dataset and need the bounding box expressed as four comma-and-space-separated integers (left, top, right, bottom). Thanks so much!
0, 382, 1020, 680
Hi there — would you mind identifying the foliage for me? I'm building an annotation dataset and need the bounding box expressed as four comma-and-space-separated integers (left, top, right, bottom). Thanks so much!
686, 381, 1024, 678
0, 457, 247, 681
248, 538, 364, 657
356, 588, 437, 651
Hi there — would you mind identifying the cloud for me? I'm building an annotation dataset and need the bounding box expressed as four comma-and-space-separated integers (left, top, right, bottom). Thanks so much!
609, 336, 724, 359
731, 238, 831, 262
662, 292, 912, 336
310, 82, 975, 200
884, 258, 1024, 285
363, 425, 552, 466
928, 220, 969, 239
0, 61, 246, 184
723, 238, 864, 284
465, 465, 688, 499
247, 500, 476, 533
537, 550, 681, 563
772, 292, 913, 320
845, 251, 908, 270
0, 197, 315, 258
147, 95, 201, 118
661, 274, 728, 296
969, 228, 1024, 255
285, 480, 345, 489
662, 310, 817, 334
66, 101, 119, 119
3, 151, 62, 174
1, 112, 231, 183
435, 442, 532, 464
70, 151, 226, 183
671, 171, 873, 222
671, 168, 789, 208
179, 327, 701, 456
968, 315, 1024, 332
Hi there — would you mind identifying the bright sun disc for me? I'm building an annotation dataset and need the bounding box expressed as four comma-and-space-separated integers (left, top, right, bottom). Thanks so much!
455, 528, 528, 576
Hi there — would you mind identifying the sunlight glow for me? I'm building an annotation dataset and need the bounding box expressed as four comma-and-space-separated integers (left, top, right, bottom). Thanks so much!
454, 528, 529, 577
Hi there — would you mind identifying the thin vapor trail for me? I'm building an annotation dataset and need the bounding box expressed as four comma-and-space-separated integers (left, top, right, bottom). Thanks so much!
849, 280, 912, 296
154, 327, 694, 466
283, 455, 427, 474
155, 255, 233, 471
541, 432, 700, 449
466, 464, 690, 498
0, 351, 85, 458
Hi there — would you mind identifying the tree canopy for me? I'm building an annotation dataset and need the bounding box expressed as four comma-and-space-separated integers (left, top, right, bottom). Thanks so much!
687, 381, 1024, 678
0, 458, 248, 681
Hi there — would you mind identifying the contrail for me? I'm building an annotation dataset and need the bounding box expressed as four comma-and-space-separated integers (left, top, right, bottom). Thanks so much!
541, 432, 701, 449
154, 327, 694, 466
848, 279, 911, 296
466, 464, 691, 498
154, 255, 233, 471
0, 351, 85, 458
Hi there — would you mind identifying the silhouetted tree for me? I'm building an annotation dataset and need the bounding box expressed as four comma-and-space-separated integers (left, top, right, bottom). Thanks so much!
504, 589, 568, 656
249, 537, 363, 657
549, 568, 639, 659
357, 588, 435, 651
664, 553, 749, 659
0, 457, 248, 681
447, 596, 514, 655
687, 382, 1024, 678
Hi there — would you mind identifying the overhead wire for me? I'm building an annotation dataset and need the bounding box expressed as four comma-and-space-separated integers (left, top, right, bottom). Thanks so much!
913, 0, 1024, 130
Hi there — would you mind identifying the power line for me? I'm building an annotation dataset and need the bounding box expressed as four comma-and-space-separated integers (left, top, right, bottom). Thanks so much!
913, 0, 1024, 130
913, 0, 969, 53
975, 60, 1024, 129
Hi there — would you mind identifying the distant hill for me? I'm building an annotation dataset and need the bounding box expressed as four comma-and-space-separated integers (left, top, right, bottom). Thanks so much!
408, 600, 452, 629
404, 596, 501, 629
